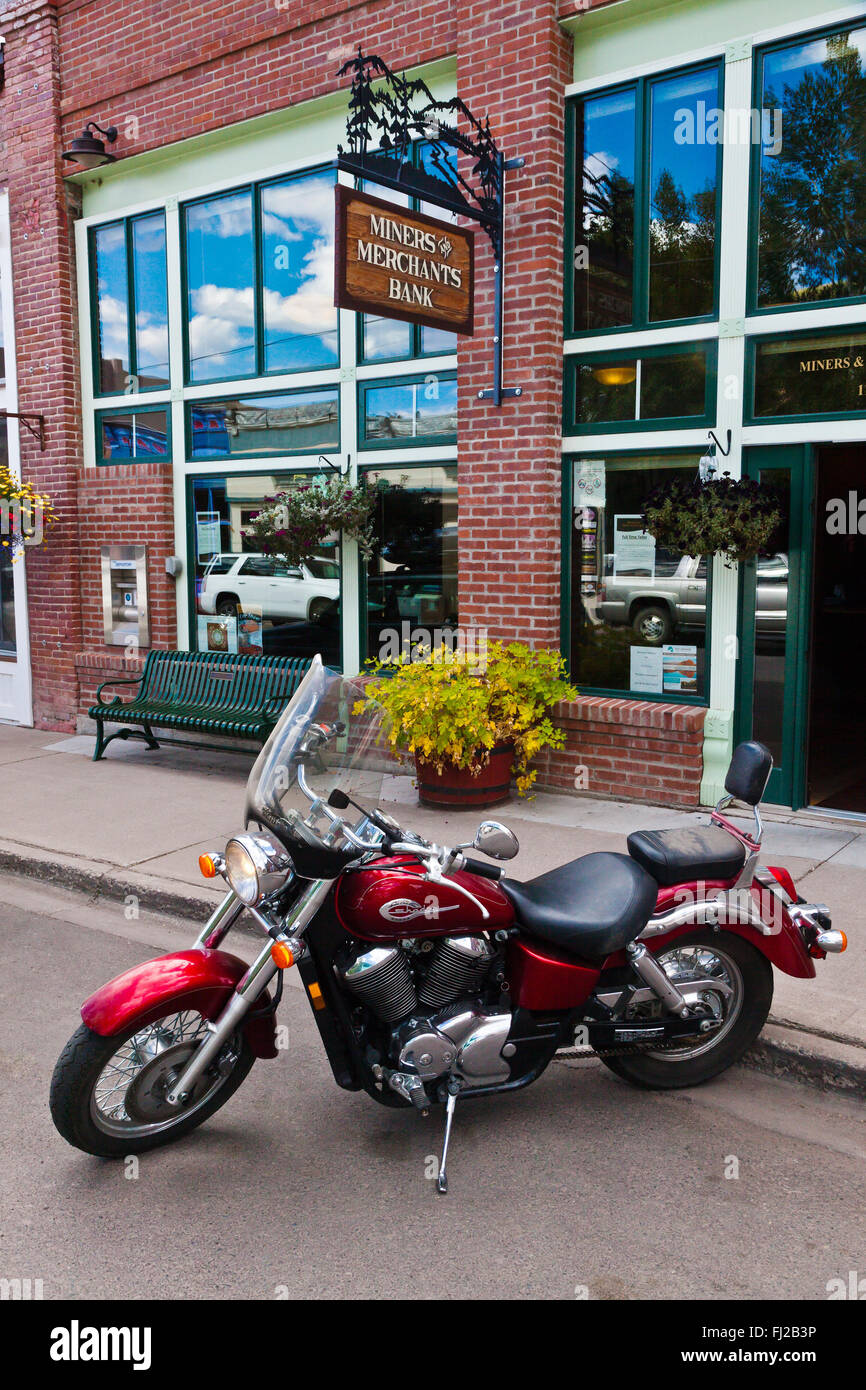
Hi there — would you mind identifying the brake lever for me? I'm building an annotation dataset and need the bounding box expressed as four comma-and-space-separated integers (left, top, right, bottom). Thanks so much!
425, 856, 490, 921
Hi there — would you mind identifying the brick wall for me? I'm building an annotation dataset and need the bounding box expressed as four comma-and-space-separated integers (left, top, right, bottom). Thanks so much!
1, 0, 84, 730
537, 698, 708, 807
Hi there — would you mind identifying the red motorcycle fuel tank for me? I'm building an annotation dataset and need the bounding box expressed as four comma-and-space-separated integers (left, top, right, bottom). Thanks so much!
335, 856, 515, 943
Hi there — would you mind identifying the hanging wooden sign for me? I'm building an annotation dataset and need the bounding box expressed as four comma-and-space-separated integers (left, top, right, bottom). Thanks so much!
334, 185, 474, 336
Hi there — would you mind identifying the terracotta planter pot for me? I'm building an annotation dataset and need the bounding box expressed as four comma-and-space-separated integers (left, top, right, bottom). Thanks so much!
415, 743, 514, 810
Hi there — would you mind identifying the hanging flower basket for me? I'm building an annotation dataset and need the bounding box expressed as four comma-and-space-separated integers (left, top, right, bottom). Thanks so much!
0, 465, 56, 560
244, 473, 377, 567
641, 471, 784, 564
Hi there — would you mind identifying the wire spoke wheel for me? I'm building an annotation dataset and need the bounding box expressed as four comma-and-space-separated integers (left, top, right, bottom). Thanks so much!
627, 943, 743, 1062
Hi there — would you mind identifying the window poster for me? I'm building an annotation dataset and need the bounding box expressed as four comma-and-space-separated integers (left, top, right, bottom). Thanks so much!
663, 644, 698, 694
613, 515, 656, 577
574, 458, 606, 508
196, 511, 222, 560
237, 607, 263, 657
197, 614, 238, 654
630, 645, 663, 694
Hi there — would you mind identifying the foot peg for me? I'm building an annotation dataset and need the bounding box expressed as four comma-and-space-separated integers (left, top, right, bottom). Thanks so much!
436, 1080, 461, 1195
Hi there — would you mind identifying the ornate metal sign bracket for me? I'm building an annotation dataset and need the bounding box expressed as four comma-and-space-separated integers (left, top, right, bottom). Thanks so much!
336, 50, 525, 407
0, 410, 46, 450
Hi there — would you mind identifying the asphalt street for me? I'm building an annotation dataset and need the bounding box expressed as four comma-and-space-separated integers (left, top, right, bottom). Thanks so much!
2, 874, 864, 1301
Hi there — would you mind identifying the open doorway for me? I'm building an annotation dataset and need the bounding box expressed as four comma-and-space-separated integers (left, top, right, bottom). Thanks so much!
807, 445, 866, 813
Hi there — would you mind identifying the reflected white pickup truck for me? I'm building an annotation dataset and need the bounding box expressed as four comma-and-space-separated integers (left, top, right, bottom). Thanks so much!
597, 552, 788, 644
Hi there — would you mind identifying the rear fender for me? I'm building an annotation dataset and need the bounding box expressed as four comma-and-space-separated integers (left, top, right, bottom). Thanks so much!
80, 948, 278, 1058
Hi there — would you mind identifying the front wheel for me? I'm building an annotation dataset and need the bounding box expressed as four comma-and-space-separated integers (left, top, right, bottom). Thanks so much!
50, 1008, 255, 1157
598, 931, 773, 1090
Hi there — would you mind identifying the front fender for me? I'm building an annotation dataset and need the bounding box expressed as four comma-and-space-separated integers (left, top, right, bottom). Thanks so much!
80, 948, 278, 1058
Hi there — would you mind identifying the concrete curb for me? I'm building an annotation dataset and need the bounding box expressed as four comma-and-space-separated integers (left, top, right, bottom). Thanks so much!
1, 844, 863, 1099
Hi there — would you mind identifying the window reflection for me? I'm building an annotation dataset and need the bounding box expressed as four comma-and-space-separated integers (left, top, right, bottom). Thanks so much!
574, 88, 636, 331
363, 377, 457, 444
189, 388, 339, 458
94, 222, 130, 393
131, 214, 169, 388
758, 26, 866, 306
571, 456, 707, 697
260, 169, 338, 373
186, 191, 256, 382
648, 66, 718, 321
99, 410, 168, 462
191, 473, 342, 665
364, 465, 458, 662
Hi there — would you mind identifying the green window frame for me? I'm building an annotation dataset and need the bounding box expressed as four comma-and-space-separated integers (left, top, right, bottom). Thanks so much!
565, 59, 725, 340
561, 450, 712, 705
747, 19, 866, 318
358, 371, 458, 450
744, 327, 866, 424
180, 162, 339, 388
95, 405, 171, 465
563, 340, 717, 434
89, 211, 169, 399
185, 385, 340, 461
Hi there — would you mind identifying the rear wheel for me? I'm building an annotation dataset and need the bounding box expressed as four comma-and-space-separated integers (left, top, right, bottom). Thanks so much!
50, 1008, 255, 1157
598, 931, 773, 1090
216, 595, 239, 618
308, 597, 329, 623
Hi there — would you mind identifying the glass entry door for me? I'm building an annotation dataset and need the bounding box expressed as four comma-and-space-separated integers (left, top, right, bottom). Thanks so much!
736, 445, 814, 808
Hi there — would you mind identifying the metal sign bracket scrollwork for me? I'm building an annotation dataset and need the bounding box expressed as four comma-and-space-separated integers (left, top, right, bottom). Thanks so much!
0, 410, 46, 450
336, 49, 524, 406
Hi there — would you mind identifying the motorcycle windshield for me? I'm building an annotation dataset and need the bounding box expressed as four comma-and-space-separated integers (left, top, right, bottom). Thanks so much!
244, 655, 397, 874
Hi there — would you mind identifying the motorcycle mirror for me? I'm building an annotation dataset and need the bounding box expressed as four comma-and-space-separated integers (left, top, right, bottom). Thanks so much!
473, 821, 519, 860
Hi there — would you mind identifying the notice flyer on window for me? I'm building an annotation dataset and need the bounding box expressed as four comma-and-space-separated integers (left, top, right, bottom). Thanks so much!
663, 644, 698, 694
574, 458, 606, 508
613, 515, 655, 577
195, 512, 222, 560
197, 614, 238, 654
630, 645, 663, 694
237, 607, 264, 657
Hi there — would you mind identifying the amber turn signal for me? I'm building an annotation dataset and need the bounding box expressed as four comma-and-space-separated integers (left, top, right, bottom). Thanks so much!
198, 854, 218, 879
271, 940, 295, 970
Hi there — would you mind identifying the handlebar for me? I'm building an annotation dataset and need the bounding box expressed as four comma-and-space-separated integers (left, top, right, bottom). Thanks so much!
460, 856, 504, 882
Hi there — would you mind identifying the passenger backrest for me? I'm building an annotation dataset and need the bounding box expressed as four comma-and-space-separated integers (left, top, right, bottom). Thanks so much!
724, 740, 773, 806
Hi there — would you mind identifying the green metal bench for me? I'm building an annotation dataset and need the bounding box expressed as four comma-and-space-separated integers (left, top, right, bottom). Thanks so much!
89, 650, 313, 761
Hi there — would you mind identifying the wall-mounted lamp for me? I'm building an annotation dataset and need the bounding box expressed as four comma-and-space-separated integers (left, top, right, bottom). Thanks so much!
62, 121, 118, 170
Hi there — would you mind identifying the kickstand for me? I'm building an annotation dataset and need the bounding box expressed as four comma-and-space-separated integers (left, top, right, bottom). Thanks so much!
436, 1079, 461, 1195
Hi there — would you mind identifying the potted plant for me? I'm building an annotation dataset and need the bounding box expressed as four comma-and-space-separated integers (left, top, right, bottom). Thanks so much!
245, 473, 377, 565
0, 464, 56, 559
357, 641, 578, 807
642, 471, 783, 564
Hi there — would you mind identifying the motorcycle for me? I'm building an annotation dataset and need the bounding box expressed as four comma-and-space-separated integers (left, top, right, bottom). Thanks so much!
50, 656, 846, 1192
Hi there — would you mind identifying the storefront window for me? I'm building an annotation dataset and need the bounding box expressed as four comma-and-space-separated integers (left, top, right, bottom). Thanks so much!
260, 168, 338, 373
363, 465, 458, 663
756, 25, 866, 309
360, 374, 457, 446
750, 329, 866, 419
0, 547, 14, 654
92, 213, 168, 395
570, 62, 721, 333
568, 454, 708, 699
566, 344, 714, 431
185, 191, 256, 383
188, 387, 339, 459
98, 407, 169, 462
190, 472, 341, 666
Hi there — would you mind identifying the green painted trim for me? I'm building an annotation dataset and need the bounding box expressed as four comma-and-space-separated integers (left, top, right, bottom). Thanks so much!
358, 370, 458, 450
89, 210, 170, 402
564, 57, 724, 340
563, 339, 718, 434
747, 15, 866, 319
561, 446, 710, 705
95, 403, 172, 466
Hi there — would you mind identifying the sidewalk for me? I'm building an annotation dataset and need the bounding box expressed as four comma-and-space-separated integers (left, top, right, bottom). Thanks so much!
0, 723, 862, 1095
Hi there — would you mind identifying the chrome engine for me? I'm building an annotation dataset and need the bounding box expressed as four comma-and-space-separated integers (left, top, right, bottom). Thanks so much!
337, 936, 513, 1090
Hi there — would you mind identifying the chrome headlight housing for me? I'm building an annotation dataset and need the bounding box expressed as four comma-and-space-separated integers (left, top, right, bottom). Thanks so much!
224, 833, 291, 906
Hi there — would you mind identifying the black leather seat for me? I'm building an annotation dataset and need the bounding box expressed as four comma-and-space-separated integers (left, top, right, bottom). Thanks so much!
501, 851, 658, 959
627, 825, 746, 887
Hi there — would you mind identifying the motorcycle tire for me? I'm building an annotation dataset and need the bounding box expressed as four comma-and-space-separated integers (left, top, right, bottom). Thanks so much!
598, 930, 773, 1091
50, 1016, 256, 1158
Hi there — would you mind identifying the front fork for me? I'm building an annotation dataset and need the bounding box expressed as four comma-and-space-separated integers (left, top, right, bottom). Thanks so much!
165, 877, 332, 1106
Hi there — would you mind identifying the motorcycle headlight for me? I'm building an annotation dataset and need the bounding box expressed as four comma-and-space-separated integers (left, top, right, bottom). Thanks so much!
224, 834, 291, 906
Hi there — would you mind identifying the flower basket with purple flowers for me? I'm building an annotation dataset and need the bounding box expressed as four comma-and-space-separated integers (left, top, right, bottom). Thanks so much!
244, 474, 377, 567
